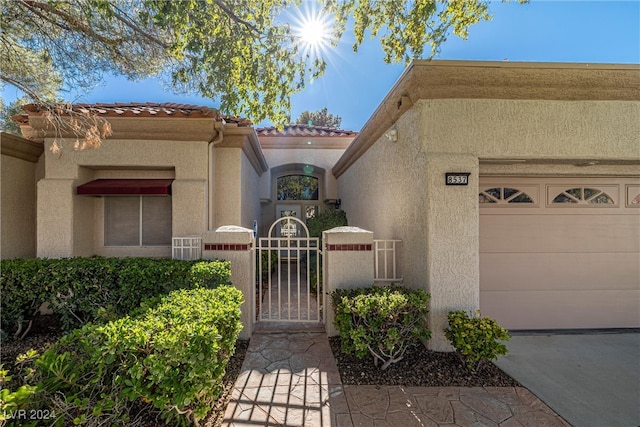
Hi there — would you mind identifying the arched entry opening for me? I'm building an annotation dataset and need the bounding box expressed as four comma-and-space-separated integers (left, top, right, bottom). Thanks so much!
271, 163, 325, 231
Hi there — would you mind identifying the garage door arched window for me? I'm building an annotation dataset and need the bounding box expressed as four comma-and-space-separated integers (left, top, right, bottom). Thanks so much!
479, 187, 534, 204
552, 187, 614, 205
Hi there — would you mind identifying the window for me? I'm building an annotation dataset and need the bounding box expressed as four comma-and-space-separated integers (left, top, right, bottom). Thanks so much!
104, 196, 172, 246
277, 175, 319, 200
627, 185, 640, 207
479, 187, 534, 204
552, 187, 614, 205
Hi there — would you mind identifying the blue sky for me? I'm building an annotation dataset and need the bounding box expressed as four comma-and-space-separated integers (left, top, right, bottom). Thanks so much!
3, 0, 639, 131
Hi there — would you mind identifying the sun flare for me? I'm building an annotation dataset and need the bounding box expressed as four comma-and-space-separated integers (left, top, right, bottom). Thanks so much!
292, 6, 334, 58
300, 16, 329, 47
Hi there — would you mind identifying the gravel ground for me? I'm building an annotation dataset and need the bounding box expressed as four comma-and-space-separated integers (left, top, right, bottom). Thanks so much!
329, 336, 520, 387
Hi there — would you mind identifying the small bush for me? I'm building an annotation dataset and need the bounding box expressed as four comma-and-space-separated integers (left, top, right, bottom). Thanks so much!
0, 258, 231, 337
307, 209, 347, 295
0, 364, 38, 425
257, 250, 278, 282
306, 209, 348, 240
15, 286, 243, 427
444, 310, 511, 371
332, 285, 431, 370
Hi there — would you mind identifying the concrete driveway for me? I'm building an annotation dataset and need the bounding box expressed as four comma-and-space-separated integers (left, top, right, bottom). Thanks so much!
494, 331, 640, 427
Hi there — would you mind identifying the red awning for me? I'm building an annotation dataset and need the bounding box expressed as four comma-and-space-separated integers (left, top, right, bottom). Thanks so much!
76, 179, 173, 196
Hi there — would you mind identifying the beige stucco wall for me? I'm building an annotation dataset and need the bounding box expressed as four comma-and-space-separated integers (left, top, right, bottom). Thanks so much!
338, 108, 481, 351
240, 150, 261, 230
212, 144, 263, 230
419, 99, 640, 160
1, 154, 39, 258
337, 96, 639, 350
214, 147, 242, 228
261, 147, 346, 201
37, 138, 209, 258
338, 108, 429, 289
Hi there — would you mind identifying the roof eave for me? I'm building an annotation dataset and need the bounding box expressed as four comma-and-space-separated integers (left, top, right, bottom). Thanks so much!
332, 60, 640, 178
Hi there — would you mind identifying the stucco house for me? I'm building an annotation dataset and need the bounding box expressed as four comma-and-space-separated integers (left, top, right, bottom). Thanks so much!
2, 60, 638, 348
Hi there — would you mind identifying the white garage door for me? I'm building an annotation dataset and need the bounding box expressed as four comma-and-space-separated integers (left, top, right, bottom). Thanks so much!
479, 176, 640, 330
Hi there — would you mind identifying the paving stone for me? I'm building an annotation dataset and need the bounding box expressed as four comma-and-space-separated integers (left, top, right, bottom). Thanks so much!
438, 387, 461, 401
351, 413, 375, 427
223, 332, 569, 427
347, 385, 390, 419
511, 408, 572, 427
415, 394, 455, 424
460, 388, 512, 424
514, 387, 540, 406
386, 410, 439, 427
240, 350, 270, 370
386, 386, 420, 412
485, 387, 524, 406
451, 399, 481, 426
335, 413, 355, 427
499, 417, 525, 427
475, 412, 501, 427
261, 347, 293, 363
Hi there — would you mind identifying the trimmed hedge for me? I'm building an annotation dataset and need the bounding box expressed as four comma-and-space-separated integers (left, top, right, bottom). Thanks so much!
0, 258, 231, 336
332, 285, 431, 370
6, 286, 243, 427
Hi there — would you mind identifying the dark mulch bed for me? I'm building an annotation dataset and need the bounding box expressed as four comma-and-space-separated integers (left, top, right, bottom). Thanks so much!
329, 336, 520, 387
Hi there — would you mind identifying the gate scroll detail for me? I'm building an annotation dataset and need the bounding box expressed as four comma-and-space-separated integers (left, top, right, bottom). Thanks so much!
257, 217, 322, 322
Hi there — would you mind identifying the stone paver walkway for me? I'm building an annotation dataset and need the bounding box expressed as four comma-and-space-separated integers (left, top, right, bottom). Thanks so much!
223, 332, 571, 426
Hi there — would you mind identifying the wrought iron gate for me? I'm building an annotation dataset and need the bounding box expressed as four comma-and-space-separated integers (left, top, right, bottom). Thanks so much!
256, 216, 322, 322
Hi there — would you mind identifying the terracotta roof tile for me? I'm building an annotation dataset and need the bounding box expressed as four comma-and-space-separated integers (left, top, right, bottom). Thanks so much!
256, 124, 357, 137
17, 103, 252, 126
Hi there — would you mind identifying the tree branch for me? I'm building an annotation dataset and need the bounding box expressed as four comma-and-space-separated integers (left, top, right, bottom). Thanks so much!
212, 0, 259, 33
19, 0, 121, 46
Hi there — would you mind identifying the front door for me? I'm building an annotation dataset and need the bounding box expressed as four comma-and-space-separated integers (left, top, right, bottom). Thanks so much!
275, 204, 302, 238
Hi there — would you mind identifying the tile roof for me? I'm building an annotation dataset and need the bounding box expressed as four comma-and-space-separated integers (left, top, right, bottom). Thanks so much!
15, 103, 252, 126
256, 124, 357, 137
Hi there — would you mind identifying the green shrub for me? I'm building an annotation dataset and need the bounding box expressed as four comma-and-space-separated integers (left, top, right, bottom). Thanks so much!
307, 209, 347, 295
444, 310, 511, 371
257, 250, 278, 282
0, 258, 231, 337
332, 285, 431, 370
15, 286, 243, 427
306, 209, 348, 239
0, 364, 38, 425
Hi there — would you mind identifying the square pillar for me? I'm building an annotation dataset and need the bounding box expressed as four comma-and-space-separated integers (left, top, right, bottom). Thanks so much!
37, 179, 75, 258
202, 225, 255, 339
424, 154, 480, 351
323, 226, 374, 336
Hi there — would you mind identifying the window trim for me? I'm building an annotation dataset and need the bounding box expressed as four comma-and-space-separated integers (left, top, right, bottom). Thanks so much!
479, 185, 539, 207
547, 185, 619, 208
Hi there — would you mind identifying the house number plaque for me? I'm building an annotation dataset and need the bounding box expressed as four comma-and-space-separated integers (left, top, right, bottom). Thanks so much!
445, 172, 471, 186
